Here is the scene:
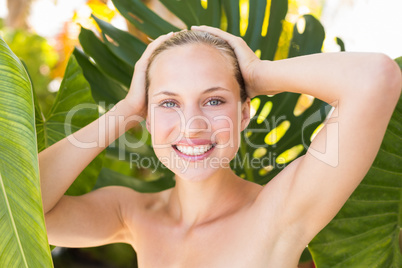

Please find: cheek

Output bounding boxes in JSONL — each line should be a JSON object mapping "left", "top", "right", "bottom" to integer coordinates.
{"left": 149, "top": 109, "right": 183, "bottom": 146}
{"left": 211, "top": 107, "right": 242, "bottom": 151}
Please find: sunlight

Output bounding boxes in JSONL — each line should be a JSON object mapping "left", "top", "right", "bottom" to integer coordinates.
{"left": 293, "top": 94, "right": 315, "bottom": 116}
{"left": 257, "top": 101, "right": 273, "bottom": 124}
{"left": 239, "top": 0, "right": 249, "bottom": 36}
{"left": 28, "top": 0, "right": 87, "bottom": 37}
{"left": 253, "top": 147, "right": 267, "bottom": 159}
{"left": 259, "top": 165, "right": 273, "bottom": 176}
{"left": 254, "top": 49, "right": 261, "bottom": 59}
{"left": 276, "top": 144, "right": 304, "bottom": 164}
{"left": 264, "top": 120, "right": 291, "bottom": 145}
{"left": 201, "top": 0, "right": 208, "bottom": 10}
{"left": 250, "top": 97, "right": 261, "bottom": 119}
{"left": 261, "top": 0, "right": 271, "bottom": 37}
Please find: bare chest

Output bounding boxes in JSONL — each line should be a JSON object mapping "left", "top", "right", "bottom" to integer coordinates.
{"left": 127, "top": 208, "right": 302, "bottom": 268}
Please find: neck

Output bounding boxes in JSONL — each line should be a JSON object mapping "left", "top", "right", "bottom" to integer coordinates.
{"left": 168, "top": 166, "right": 247, "bottom": 228}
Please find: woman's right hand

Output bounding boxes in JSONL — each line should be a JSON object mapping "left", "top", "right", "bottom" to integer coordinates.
{"left": 124, "top": 32, "right": 175, "bottom": 119}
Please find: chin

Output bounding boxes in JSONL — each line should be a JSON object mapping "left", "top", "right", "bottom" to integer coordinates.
{"left": 154, "top": 146, "right": 235, "bottom": 181}
{"left": 172, "top": 167, "right": 219, "bottom": 182}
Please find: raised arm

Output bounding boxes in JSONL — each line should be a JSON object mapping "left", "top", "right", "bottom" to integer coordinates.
{"left": 38, "top": 99, "right": 140, "bottom": 214}
{"left": 192, "top": 26, "right": 402, "bottom": 242}
{"left": 40, "top": 32, "right": 174, "bottom": 247}
{"left": 262, "top": 53, "right": 400, "bottom": 238}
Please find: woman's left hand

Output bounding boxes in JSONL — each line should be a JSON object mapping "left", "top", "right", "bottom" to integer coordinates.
{"left": 191, "top": 25, "right": 267, "bottom": 98}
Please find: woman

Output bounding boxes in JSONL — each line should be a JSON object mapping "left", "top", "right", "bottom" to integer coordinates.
{"left": 39, "top": 26, "right": 401, "bottom": 267}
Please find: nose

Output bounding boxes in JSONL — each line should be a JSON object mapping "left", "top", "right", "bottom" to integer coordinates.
{"left": 182, "top": 106, "right": 211, "bottom": 137}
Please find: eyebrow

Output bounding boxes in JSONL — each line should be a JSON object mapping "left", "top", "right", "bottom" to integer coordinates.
{"left": 152, "top": 87, "right": 231, "bottom": 97}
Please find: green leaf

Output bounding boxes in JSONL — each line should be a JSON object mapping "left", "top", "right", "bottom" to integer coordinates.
{"left": 0, "top": 36, "right": 53, "bottom": 267}
{"left": 78, "top": 27, "right": 133, "bottom": 88}
{"left": 299, "top": 247, "right": 313, "bottom": 263}
{"left": 222, "top": 0, "right": 241, "bottom": 36}
{"left": 92, "top": 14, "right": 147, "bottom": 66}
{"left": 160, "top": 0, "right": 221, "bottom": 28}
{"left": 336, "top": 37, "right": 345, "bottom": 52}
{"left": 94, "top": 167, "right": 174, "bottom": 193}
{"left": 308, "top": 65, "right": 402, "bottom": 267}
{"left": 35, "top": 54, "right": 105, "bottom": 196}
{"left": 73, "top": 48, "right": 127, "bottom": 108}
{"left": 231, "top": 93, "right": 330, "bottom": 184}
{"left": 243, "top": 0, "right": 268, "bottom": 50}
{"left": 230, "top": 11, "right": 328, "bottom": 185}
{"left": 260, "top": 0, "right": 288, "bottom": 60}
{"left": 288, "top": 14, "right": 325, "bottom": 58}
{"left": 111, "top": 0, "right": 180, "bottom": 38}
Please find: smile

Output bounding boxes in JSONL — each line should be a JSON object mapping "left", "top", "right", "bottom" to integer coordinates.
{"left": 173, "top": 144, "right": 214, "bottom": 155}
{"left": 172, "top": 143, "right": 216, "bottom": 161}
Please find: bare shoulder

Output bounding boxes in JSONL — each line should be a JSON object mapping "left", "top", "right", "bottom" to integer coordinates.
{"left": 45, "top": 185, "right": 170, "bottom": 247}
{"left": 118, "top": 186, "right": 173, "bottom": 239}
{"left": 120, "top": 186, "right": 171, "bottom": 212}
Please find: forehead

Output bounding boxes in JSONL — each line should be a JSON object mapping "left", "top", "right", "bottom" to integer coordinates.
{"left": 148, "top": 43, "right": 238, "bottom": 96}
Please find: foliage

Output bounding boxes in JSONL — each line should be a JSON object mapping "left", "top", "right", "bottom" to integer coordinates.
{"left": 34, "top": 55, "right": 105, "bottom": 196}
{"left": 0, "top": 28, "right": 59, "bottom": 115}
{"left": 0, "top": 35, "right": 53, "bottom": 267}
{"left": 52, "top": 243, "right": 137, "bottom": 268}
{"left": 0, "top": 34, "right": 104, "bottom": 265}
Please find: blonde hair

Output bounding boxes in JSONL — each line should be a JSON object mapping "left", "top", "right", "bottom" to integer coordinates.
{"left": 145, "top": 30, "right": 247, "bottom": 103}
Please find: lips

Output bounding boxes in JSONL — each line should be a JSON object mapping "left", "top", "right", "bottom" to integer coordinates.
{"left": 173, "top": 144, "right": 215, "bottom": 156}
{"left": 171, "top": 138, "right": 216, "bottom": 160}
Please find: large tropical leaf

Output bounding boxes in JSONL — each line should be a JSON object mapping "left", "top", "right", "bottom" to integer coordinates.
{"left": 94, "top": 167, "right": 175, "bottom": 193}
{"left": 0, "top": 36, "right": 53, "bottom": 267}
{"left": 78, "top": 27, "right": 133, "bottom": 88}
{"left": 160, "top": 0, "right": 221, "bottom": 28}
{"left": 308, "top": 61, "right": 402, "bottom": 267}
{"left": 231, "top": 14, "right": 329, "bottom": 185}
{"left": 91, "top": 14, "right": 147, "bottom": 66}
{"left": 73, "top": 48, "right": 127, "bottom": 108}
{"left": 111, "top": 0, "right": 180, "bottom": 39}
{"left": 34, "top": 55, "right": 105, "bottom": 196}
{"left": 288, "top": 14, "right": 325, "bottom": 58}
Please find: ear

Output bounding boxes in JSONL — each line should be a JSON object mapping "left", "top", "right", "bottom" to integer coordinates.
{"left": 240, "top": 97, "right": 251, "bottom": 132}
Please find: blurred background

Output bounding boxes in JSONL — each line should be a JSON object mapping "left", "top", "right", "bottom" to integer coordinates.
{"left": 1, "top": 0, "right": 401, "bottom": 115}
{"left": 0, "top": 0, "right": 401, "bottom": 267}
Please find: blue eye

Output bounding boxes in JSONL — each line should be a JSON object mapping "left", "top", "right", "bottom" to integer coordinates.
{"left": 160, "top": 101, "right": 177, "bottom": 108}
{"left": 207, "top": 98, "right": 223, "bottom": 106}
{"left": 159, "top": 97, "right": 224, "bottom": 108}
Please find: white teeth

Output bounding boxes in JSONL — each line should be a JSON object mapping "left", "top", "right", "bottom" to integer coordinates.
{"left": 175, "top": 144, "right": 213, "bottom": 156}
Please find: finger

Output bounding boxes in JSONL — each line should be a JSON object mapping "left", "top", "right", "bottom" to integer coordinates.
{"left": 191, "top": 25, "right": 230, "bottom": 38}
{"left": 192, "top": 25, "right": 256, "bottom": 63}
{"left": 191, "top": 25, "right": 240, "bottom": 45}
{"left": 130, "top": 32, "right": 174, "bottom": 90}
{"left": 132, "top": 31, "right": 174, "bottom": 75}
{"left": 138, "top": 32, "right": 175, "bottom": 64}
{"left": 191, "top": 25, "right": 251, "bottom": 56}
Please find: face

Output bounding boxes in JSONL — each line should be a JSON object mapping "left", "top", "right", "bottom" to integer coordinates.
{"left": 146, "top": 44, "right": 250, "bottom": 180}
